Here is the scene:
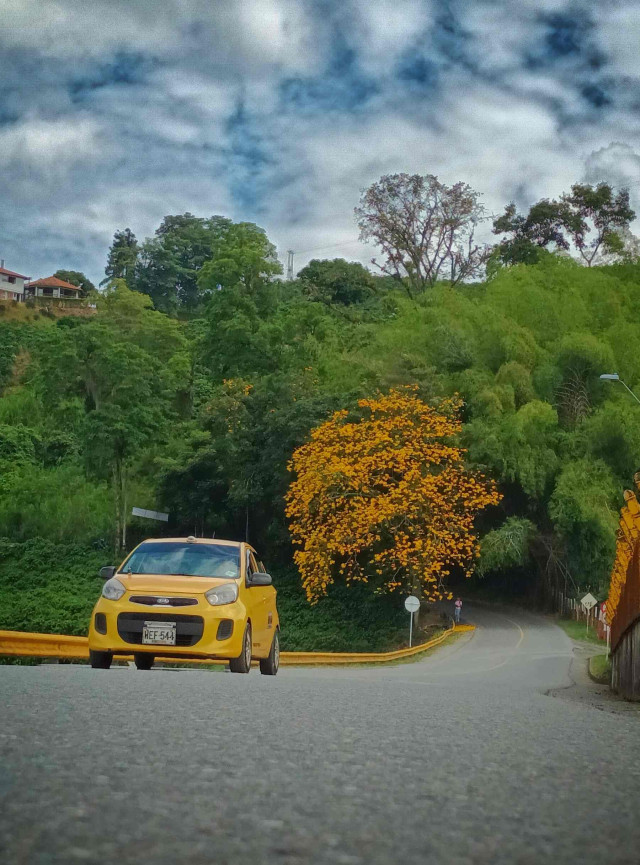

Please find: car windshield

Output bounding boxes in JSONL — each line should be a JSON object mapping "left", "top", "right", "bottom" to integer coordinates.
{"left": 120, "top": 542, "right": 241, "bottom": 578}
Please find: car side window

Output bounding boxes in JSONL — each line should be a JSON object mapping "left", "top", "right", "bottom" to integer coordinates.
{"left": 249, "top": 551, "right": 260, "bottom": 573}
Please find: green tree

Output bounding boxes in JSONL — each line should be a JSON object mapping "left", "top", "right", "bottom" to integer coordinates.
{"left": 135, "top": 214, "right": 233, "bottom": 312}
{"left": 560, "top": 183, "right": 635, "bottom": 266}
{"left": 298, "top": 258, "right": 376, "bottom": 306}
{"left": 198, "top": 221, "right": 282, "bottom": 295}
{"left": 492, "top": 200, "right": 568, "bottom": 266}
{"left": 493, "top": 183, "right": 635, "bottom": 268}
{"left": 102, "top": 228, "right": 139, "bottom": 286}
{"left": 35, "top": 285, "right": 185, "bottom": 555}
{"left": 53, "top": 270, "right": 96, "bottom": 297}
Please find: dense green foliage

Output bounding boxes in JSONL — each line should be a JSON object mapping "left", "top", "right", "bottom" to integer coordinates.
{"left": 2, "top": 199, "right": 640, "bottom": 645}
{"left": 0, "top": 539, "right": 105, "bottom": 635}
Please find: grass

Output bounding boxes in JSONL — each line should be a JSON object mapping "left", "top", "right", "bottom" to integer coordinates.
{"left": 589, "top": 653, "right": 611, "bottom": 684}
{"left": 556, "top": 617, "right": 606, "bottom": 645}
{"left": 0, "top": 301, "right": 56, "bottom": 325}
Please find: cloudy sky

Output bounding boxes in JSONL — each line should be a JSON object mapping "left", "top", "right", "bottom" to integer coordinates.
{"left": 2, "top": 0, "right": 640, "bottom": 284}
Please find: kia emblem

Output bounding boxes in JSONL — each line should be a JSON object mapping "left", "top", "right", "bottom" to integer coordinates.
{"left": 157, "top": 597, "right": 170, "bottom": 605}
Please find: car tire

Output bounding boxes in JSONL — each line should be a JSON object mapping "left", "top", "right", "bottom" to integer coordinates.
{"left": 134, "top": 653, "right": 154, "bottom": 670}
{"left": 229, "top": 622, "right": 252, "bottom": 674}
{"left": 90, "top": 650, "right": 112, "bottom": 669}
{"left": 259, "top": 628, "right": 280, "bottom": 676}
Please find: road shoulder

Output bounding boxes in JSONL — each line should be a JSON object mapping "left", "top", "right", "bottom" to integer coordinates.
{"left": 547, "top": 640, "right": 640, "bottom": 717}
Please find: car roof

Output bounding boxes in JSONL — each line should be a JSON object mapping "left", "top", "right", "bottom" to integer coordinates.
{"left": 141, "top": 538, "right": 243, "bottom": 548}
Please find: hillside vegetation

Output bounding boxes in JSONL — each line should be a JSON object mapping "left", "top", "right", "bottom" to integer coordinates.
{"left": 1, "top": 186, "right": 638, "bottom": 647}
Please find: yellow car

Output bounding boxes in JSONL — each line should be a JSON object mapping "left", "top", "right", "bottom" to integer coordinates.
{"left": 88, "top": 537, "right": 280, "bottom": 674}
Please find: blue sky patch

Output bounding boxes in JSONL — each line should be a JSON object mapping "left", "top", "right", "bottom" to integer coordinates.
{"left": 0, "top": 0, "right": 638, "bottom": 285}
{"left": 396, "top": 52, "right": 439, "bottom": 90}
{"left": 69, "top": 52, "right": 151, "bottom": 100}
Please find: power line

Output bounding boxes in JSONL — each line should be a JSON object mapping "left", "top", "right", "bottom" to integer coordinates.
{"left": 294, "top": 238, "right": 362, "bottom": 255}
{"left": 284, "top": 238, "right": 365, "bottom": 279}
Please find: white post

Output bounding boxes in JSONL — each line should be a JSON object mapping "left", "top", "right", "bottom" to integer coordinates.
{"left": 409, "top": 611, "right": 413, "bottom": 648}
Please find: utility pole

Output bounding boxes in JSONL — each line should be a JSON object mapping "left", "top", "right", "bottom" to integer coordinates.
{"left": 286, "top": 250, "right": 295, "bottom": 281}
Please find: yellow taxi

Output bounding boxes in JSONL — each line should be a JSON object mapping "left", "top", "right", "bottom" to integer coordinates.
{"left": 88, "top": 537, "right": 279, "bottom": 674}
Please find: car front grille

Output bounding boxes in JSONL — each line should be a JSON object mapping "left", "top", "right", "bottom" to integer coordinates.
{"left": 129, "top": 596, "right": 198, "bottom": 607}
{"left": 117, "top": 612, "right": 204, "bottom": 646}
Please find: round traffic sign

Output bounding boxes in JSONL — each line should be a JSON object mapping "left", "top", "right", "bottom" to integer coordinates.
{"left": 404, "top": 596, "right": 420, "bottom": 613}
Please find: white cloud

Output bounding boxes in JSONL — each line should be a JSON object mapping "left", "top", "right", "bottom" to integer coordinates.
{"left": 584, "top": 142, "right": 640, "bottom": 189}
{"left": 594, "top": 5, "right": 640, "bottom": 80}
{"left": 347, "top": 0, "right": 433, "bottom": 75}
{"left": 0, "top": 116, "right": 102, "bottom": 170}
{"left": 1, "top": 0, "right": 640, "bottom": 284}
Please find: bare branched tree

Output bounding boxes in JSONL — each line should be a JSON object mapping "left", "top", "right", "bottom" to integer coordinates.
{"left": 355, "top": 173, "right": 492, "bottom": 295}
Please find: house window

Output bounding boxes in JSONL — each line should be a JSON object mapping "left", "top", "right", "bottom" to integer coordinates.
{"left": 8, "top": 276, "right": 16, "bottom": 284}
{"left": 43, "top": 287, "right": 53, "bottom": 296}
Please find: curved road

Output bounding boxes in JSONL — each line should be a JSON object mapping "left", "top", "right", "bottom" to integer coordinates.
{"left": 1, "top": 604, "right": 639, "bottom": 864}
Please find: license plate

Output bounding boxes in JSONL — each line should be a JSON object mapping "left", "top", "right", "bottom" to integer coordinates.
{"left": 142, "top": 622, "right": 176, "bottom": 645}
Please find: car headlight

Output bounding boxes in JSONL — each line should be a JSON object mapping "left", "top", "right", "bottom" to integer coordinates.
{"left": 102, "top": 577, "right": 126, "bottom": 601}
{"left": 205, "top": 583, "right": 239, "bottom": 606}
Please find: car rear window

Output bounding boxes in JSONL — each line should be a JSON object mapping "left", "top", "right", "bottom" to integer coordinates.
{"left": 120, "top": 542, "right": 241, "bottom": 578}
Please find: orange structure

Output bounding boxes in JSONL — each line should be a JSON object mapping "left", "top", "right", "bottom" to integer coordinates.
{"left": 607, "top": 475, "right": 640, "bottom": 699}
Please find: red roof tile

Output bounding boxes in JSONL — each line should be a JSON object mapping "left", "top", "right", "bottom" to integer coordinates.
{"left": 0, "top": 267, "right": 29, "bottom": 279}
{"left": 27, "top": 276, "right": 82, "bottom": 291}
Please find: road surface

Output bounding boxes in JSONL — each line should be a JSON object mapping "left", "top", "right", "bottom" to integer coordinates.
{"left": 1, "top": 604, "right": 639, "bottom": 864}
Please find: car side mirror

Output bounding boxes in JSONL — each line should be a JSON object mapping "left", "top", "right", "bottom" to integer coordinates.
{"left": 250, "top": 572, "right": 272, "bottom": 586}
{"left": 100, "top": 566, "right": 117, "bottom": 580}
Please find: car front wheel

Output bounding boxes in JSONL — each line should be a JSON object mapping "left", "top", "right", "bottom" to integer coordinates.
{"left": 134, "top": 653, "right": 154, "bottom": 670}
{"left": 90, "top": 650, "right": 112, "bottom": 669}
{"left": 229, "top": 623, "right": 252, "bottom": 674}
{"left": 259, "top": 628, "right": 279, "bottom": 676}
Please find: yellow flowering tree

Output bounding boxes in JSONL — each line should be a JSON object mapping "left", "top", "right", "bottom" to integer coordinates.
{"left": 286, "top": 388, "right": 501, "bottom": 604}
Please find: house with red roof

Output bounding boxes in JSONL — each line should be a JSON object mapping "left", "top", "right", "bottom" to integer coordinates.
{"left": 0, "top": 261, "right": 29, "bottom": 301}
{"left": 25, "top": 275, "right": 83, "bottom": 300}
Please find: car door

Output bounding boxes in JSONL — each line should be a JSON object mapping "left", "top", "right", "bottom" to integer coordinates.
{"left": 246, "top": 548, "right": 269, "bottom": 654}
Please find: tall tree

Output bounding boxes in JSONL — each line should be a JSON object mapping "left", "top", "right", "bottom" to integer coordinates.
{"left": 355, "top": 173, "right": 491, "bottom": 294}
{"left": 135, "top": 214, "right": 232, "bottom": 312}
{"left": 493, "top": 183, "right": 635, "bottom": 267}
{"left": 560, "top": 182, "right": 635, "bottom": 266}
{"left": 102, "top": 228, "right": 139, "bottom": 286}
{"left": 198, "top": 221, "right": 282, "bottom": 296}
{"left": 491, "top": 200, "right": 568, "bottom": 266}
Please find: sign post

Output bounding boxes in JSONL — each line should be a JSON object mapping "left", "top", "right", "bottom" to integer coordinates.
{"left": 581, "top": 592, "right": 597, "bottom": 634}
{"left": 404, "top": 596, "right": 420, "bottom": 647}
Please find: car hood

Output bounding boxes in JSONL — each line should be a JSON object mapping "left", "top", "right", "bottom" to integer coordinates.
{"left": 117, "top": 574, "right": 238, "bottom": 594}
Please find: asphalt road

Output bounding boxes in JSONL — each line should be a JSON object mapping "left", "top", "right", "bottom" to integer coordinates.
{"left": 1, "top": 604, "right": 639, "bottom": 865}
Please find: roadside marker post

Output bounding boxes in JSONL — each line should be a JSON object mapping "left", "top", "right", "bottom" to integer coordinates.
{"left": 404, "top": 596, "right": 420, "bottom": 647}
{"left": 581, "top": 592, "right": 597, "bottom": 635}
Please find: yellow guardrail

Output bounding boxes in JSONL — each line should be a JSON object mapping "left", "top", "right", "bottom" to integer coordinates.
{"left": 0, "top": 624, "right": 474, "bottom": 666}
